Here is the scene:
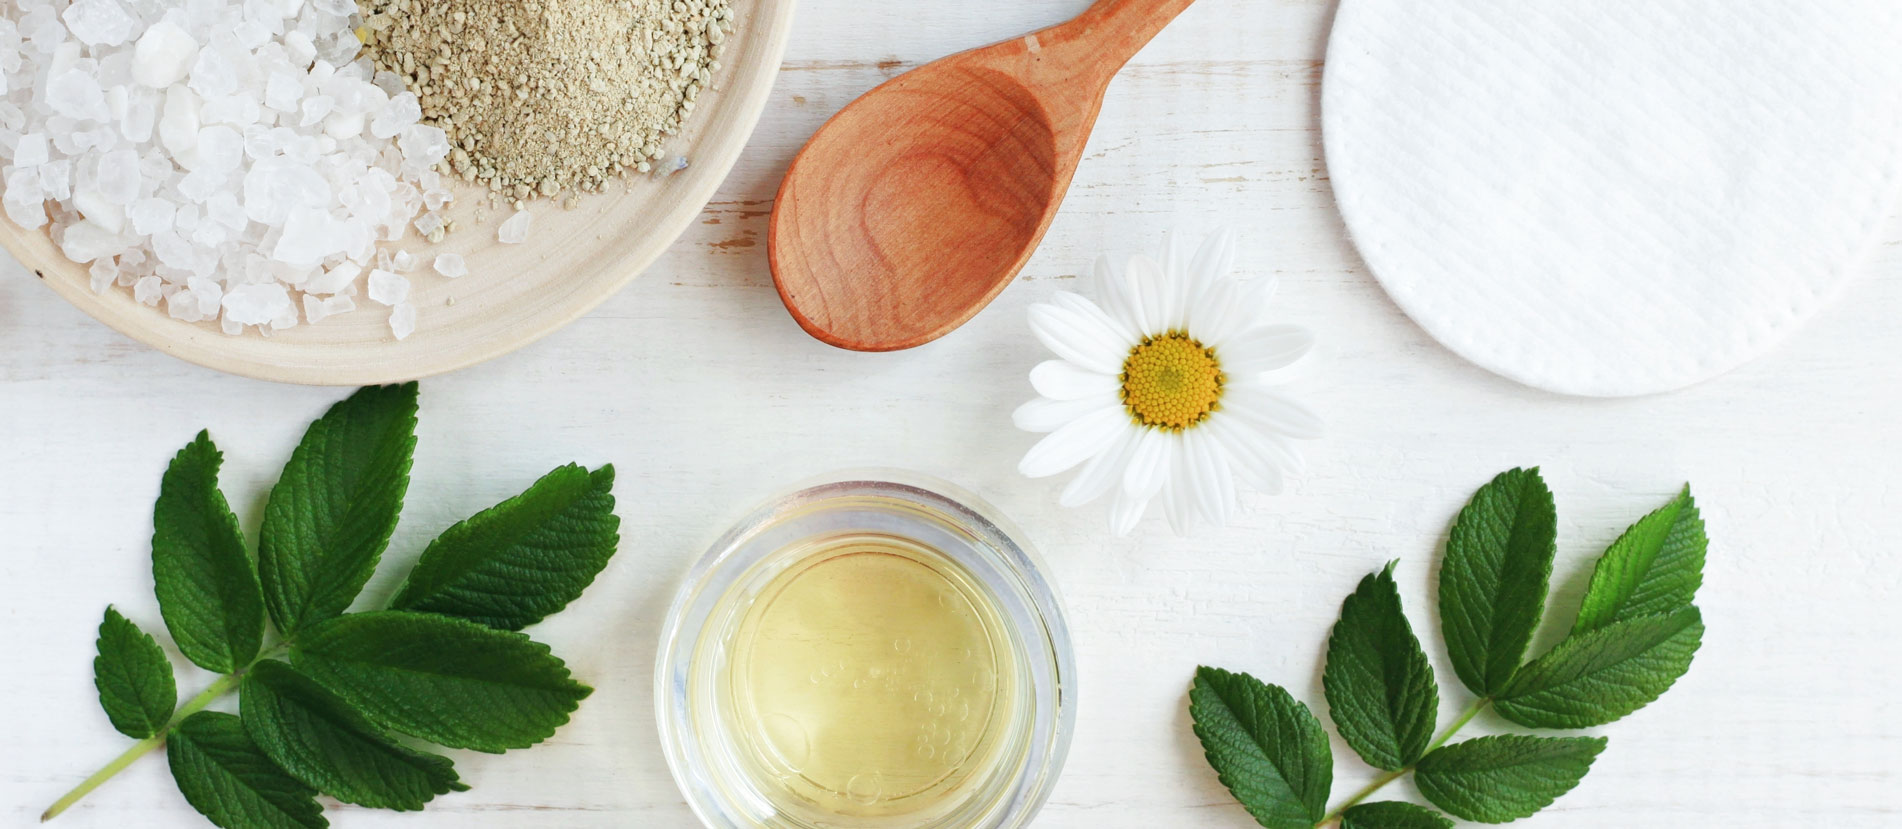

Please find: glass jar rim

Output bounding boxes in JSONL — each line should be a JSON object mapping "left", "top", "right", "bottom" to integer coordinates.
{"left": 655, "top": 471, "right": 1076, "bottom": 829}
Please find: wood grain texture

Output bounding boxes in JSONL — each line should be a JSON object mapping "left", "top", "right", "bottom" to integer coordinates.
{"left": 770, "top": 0, "right": 1195, "bottom": 351}
{"left": 4, "top": 1, "right": 1901, "bottom": 827}
{"left": 0, "top": 0, "right": 796, "bottom": 386}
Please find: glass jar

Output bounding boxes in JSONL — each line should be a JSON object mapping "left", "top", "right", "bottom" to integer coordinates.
{"left": 656, "top": 473, "right": 1075, "bottom": 828}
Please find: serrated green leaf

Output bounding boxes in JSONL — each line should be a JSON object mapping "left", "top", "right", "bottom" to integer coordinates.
{"left": 1341, "top": 801, "right": 1454, "bottom": 829}
{"left": 1189, "top": 666, "right": 1332, "bottom": 829}
{"left": 1573, "top": 487, "right": 1705, "bottom": 634}
{"left": 152, "top": 431, "right": 264, "bottom": 673}
{"left": 167, "top": 711, "right": 327, "bottom": 829}
{"left": 1323, "top": 562, "right": 1438, "bottom": 771}
{"left": 260, "top": 384, "right": 418, "bottom": 637}
{"left": 390, "top": 464, "right": 620, "bottom": 631}
{"left": 1495, "top": 607, "right": 1704, "bottom": 729}
{"left": 241, "top": 660, "right": 468, "bottom": 811}
{"left": 1414, "top": 734, "right": 1605, "bottom": 823}
{"left": 289, "top": 610, "right": 591, "bottom": 752}
{"left": 93, "top": 607, "right": 177, "bottom": 739}
{"left": 1439, "top": 467, "right": 1557, "bottom": 697}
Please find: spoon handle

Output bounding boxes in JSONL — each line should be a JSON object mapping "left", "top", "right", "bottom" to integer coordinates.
{"left": 1069, "top": 0, "right": 1198, "bottom": 69}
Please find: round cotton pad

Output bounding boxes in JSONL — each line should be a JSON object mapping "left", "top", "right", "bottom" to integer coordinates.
{"left": 1322, "top": 1, "right": 1902, "bottom": 396}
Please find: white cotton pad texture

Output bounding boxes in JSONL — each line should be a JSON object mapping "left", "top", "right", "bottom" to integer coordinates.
{"left": 1321, "top": 0, "right": 1902, "bottom": 397}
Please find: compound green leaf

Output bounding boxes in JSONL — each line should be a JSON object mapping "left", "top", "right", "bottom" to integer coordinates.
{"left": 152, "top": 431, "right": 264, "bottom": 673}
{"left": 1341, "top": 801, "right": 1454, "bottom": 829}
{"left": 1496, "top": 607, "right": 1704, "bottom": 729}
{"left": 391, "top": 464, "right": 620, "bottom": 631}
{"left": 290, "top": 611, "right": 591, "bottom": 753}
{"left": 93, "top": 607, "right": 177, "bottom": 739}
{"left": 241, "top": 660, "right": 467, "bottom": 810}
{"left": 1439, "top": 467, "right": 1558, "bottom": 697}
{"left": 1572, "top": 487, "right": 1705, "bottom": 634}
{"left": 167, "top": 711, "right": 327, "bottom": 829}
{"left": 260, "top": 384, "right": 418, "bottom": 637}
{"left": 1190, "top": 666, "right": 1332, "bottom": 829}
{"left": 1323, "top": 562, "right": 1438, "bottom": 770}
{"left": 1415, "top": 735, "right": 1605, "bottom": 823}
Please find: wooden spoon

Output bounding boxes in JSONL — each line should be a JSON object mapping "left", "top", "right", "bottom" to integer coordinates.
{"left": 770, "top": 0, "right": 1198, "bottom": 351}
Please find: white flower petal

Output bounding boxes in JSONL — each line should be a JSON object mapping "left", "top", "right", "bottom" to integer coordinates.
{"left": 1013, "top": 395, "right": 1109, "bottom": 433}
{"left": 1223, "top": 407, "right": 1309, "bottom": 475}
{"left": 1163, "top": 230, "right": 1192, "bottom": 282}
{"left": 1028, "top": 301, "right": 1126, "bottom": 374}
{"left": 1187, "top": 275, "right": 1242, "bottom": 347}
{"left": 1052, "top": 290, "right": 1138, "bottom": 346}
{"left": 1221, "top": 325, "right": 1315, "bottom": 376}
{"left": 1030, "top": 360, "right": 1120, "bottom": 401}
{"left": 1018, "top": 406, "right": 1125, "bottom": 478}
{"left": 1208, "top": 417, "right": 1287, "bottom": 494}
{"left": 1109, "top": 488, "right": 1151, "bottom": 536}
{"left": 1092, "top": 254, "right": 1142, "bottom": 336}
{"left": 1062, "top": 425, "right": 1140, "bottom": 507}
{"left": 1185, "top": 428, "right": 1236, "bottom": 526}
{"left": 1221, "top": 385, "right": 1326, "bottom": 440}
{"left": 1190, "top": 227, "right": 1238, "bottom": 289}
{"left": 1245, "top": 276, "right": 1279, "bottom": 318}
{"left": 1162, "top": 231, "right": 1196, "bottom": 331}
{"left": 1163, "top": 478, "right": 1196, "bottom": 536}
{"left": 1122, "top": 428, "right": 1177, "bottom": 500}
{"left": 1125, "top": 254, "right": 1172, "bottom": 337}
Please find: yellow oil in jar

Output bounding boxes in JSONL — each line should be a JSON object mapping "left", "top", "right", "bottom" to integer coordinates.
{"left": 720, "top": 535, "right": 1019, "bottom": 821}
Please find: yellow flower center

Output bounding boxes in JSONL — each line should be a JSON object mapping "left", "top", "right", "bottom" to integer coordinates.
{"left": 1120, "top": 332, "right": 1224, "bottom": 431}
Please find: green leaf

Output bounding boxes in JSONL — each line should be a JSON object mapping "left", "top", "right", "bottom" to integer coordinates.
{"left": 241, "top": 660, "right": 467, "bottom": 810}
{"left": 1189, "top": 666, "right": 1332, "bottom": 829}
{"left": 1495, "top": 607, "right": 1704, "bottom": 729}
{"left": 1572, "top": 487, "right": 1705, "bottom": 634}
{"left": 260, "top": 384, "right": 419, "bottom": 637}
{"left": 1414, "top": 734, "right": 1605, "bottom": 823}
{"left": 152, "top": 431, "right": 264, "bottom": 673}
{"left": 390, "top": 464, "right": 620, "bottom": 631}
{"left": 92, "top": 607, "right": 177, "bottom": 739}
{"left": 1341, "top": 801, "right": 1455, "bottom": 829}
{"left": 1439, "top": 467, "right": 1558, "bottom": 697}
{"left": 167, "top": 711, "right": 327, "bottom": 829}
{"left": 290, "top": 610, "right": 592, "bottom": 752}
{"left": 1323, "top": 562, "right": 1438, "bottom": 771}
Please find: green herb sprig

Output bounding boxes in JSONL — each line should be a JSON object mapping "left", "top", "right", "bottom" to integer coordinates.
{"left": 45, "top": 385, "right": 622, "bottom": 828}
{"left": 1192, "top": 467, "right": 1707, "bottom": 828}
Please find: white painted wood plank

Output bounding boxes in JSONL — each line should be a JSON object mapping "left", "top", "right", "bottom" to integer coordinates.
{"left": 4, "top": 0, "right": 1900, "bottom": 826}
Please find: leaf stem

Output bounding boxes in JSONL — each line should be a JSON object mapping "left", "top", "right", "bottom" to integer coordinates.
{"left": 42, "top": 645, "right": 286, "bottom": 823}
{"left": 1312, "top": 697, "right": 1492, "bottom": 828}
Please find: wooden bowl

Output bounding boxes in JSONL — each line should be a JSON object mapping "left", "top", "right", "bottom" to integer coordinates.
{"left": 2, "top": 0, "right": 796, "bottom": 386}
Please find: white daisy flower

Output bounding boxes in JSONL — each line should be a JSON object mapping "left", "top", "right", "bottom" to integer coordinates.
{"left": 1014, "top": 230, "right": 1322, "bottom": 536}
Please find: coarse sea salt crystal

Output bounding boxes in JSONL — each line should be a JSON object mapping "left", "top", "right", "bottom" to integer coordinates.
{"left": 222, "top": 281, "right": 290, "bottom": 324}
{"left": 497, "top": 210, "right": 531, "bottom": 244}
{"left": 0, "top": 0, "right": 456, "bottom": 335}
{"left": 303, "top": 259, "right": 360, "bottom": 294}
{"left": 128, "top": 197, "right": 176, "bottom": 234}
{"left": 388, "top": 300, "right": 415, "bottom": 340}
{"left": 366, "top": 268, "right": 407, "bottom": 305}
{"left": 63, "top": 0, "right": 137, "bottom": 47}
{"left": 15, "top": 133, "right": 48, "bottom": 167}
{"left": 133, "top": 21, "right": 198, "bottom": 87}
{"left": 370, "top": 92, "right": 420, "bottom": 139}
{"left": 433, "top": 253, "right": 466, "bottom": 279}
{"left": 89, "top": 258, "right": 118, "bottom": 293}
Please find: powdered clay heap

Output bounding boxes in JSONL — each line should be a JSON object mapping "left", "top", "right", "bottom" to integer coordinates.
{"left": 355, "top": 0, "right": 734, "bottom": 207}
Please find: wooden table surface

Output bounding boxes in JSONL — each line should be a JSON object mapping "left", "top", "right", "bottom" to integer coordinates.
{"left": 4, "top": 1, "right": 1899, "bottom": 827}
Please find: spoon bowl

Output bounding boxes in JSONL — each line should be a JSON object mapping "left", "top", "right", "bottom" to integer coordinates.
{"left": 771, "top": 0, "right": 1196, "bottom": 351}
